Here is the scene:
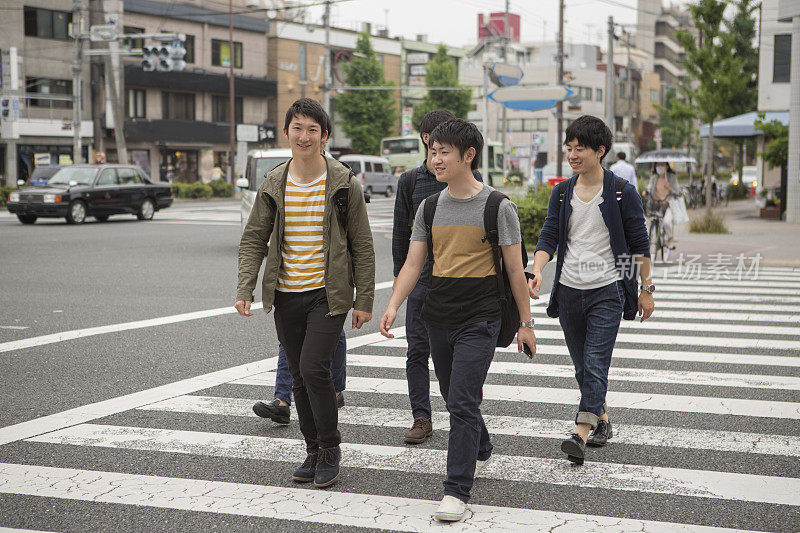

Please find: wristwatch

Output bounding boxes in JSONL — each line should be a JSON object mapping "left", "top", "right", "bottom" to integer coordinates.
{"left": 519, "top": 319, "right": 535, "bottom": 328}
{"left": 640, "top": 283, "right": 656, "bottom": 294}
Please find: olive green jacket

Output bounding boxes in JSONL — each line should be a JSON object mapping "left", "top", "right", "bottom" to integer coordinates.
{"left": 236, "top": 157, "right": 375, "bottom": 316}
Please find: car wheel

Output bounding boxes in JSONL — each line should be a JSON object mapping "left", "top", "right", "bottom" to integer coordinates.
{"left": 385, "top": 185, "right": 393, "bottom": 197}
{"left": 17, "top": 214, "right": 37, "bottom": 224}
{"left": 66, "top": 200, "right": 87, "bottom": 224}
{"left": 94, "top": 215, "right": 109, "bottom": 222}
{"left": 137, "top": 198, "right": 155, "bottom": 220}
{"left": 364, "top": 186, "right": 373, "bottom": 196}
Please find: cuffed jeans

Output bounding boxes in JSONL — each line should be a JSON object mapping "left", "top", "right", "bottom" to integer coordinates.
{"left": 405, "top": 281, "right": 432, "bottom": 420}
{"left": 273, "top": 288, "right": 347, "bottom": 451}
{"left": 428, "top": 319, "right": 500, "bottom": 504}
{"left": 556, "top": 281, "right": 623, "bottom": 429}
{"left": 274, "top": 330, "right": 346, "bottom": 404}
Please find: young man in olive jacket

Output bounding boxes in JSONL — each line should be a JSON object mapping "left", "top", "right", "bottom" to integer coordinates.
{"left": 235, "top": 98, "right": 375, "bottom": 488}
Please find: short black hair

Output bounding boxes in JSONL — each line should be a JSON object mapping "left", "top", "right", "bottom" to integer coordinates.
{"left": 428, "top": 119, "right": 483, "bottom": 171}
{"left": 419, "top": 109, "right": 457, "bottom": 136}
{"left": 617, "top": 152, "right": 626, "bottom": 160}
{"left": 284, "top": 98, "right": 329, "bottom": 137}
{"left": 563, "top": 115, "right": 613, "bottom": 162}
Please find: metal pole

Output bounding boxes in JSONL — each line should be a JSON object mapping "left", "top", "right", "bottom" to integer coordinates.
{"left": 605, "top": 16, "right": 615, "bottom": 138}
{"left": 625, "top": 30, "right": 633, "bottom": 144}
{"left": 229, "top": 0, "right": 236, "bottom": 183}
{"left": 482, "top": 63, "right": 489, "bottom": 184}
{"left": 322, "top": 0, "right": 332, "bottom": 116}
{"left": 72, "top": 0, "right": 84, "bottom": 164}
{"left": 786, "top": 15, "right": 800, "bottom": 223}
{"left": 502, "top": 0, "right": 510, "bottom": 182}
{"left": 556, "top": 0, "right": 564, "bottom": 179}
{"left": 103, "top": 0, "right": 127, "bottom": 164}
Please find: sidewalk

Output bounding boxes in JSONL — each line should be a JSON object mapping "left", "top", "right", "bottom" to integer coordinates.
{"left": 673, "top": 199, "right": 800, "bottom": 267}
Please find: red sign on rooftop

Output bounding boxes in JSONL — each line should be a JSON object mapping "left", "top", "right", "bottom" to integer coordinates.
{"left": 478, "top": 12, "right": 521, "bottom": 43}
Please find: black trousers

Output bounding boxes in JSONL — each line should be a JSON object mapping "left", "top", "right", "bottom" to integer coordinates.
{"left": 273, "top": 288, "right": 347, "bottom": 451}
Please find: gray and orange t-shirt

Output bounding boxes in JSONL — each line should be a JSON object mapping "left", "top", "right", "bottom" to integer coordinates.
{"left": 410, "top": 184, "right": 521, "bottom": 329}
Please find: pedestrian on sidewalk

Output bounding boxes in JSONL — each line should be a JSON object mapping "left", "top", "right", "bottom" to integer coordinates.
{"left": 252, "top": 333, "right": 347, "bottom": 424}
{"left": 235, "top": 98, "right": 375, "bottom": 489}
{"left": 529, "top": 115, "right": 654, "bottom": 465}
{"left": 381, "top": 119, "right": 536, "bottom": 522}
{"left": 253, "top": 112, "right": 348, "bottom": 425}
{"left": 608, "top": 152, "right": 638, "bottom": 192}
{"left": 391, "top": 109, "right": 483, "bottom": 445}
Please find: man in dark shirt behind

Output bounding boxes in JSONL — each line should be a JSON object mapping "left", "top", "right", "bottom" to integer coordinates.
{"left": 391, "top": 110, "right": 482, "bottom": 444}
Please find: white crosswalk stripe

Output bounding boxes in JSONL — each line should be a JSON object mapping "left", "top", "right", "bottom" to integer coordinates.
{"left": 1, "top": 272, "right": 799, "bottom": 530}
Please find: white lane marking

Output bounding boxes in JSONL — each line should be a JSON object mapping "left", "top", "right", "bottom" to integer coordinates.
{"left": 27, "top": 424, "right": 800, "bottom": 507}
{"left": 0, "top": 282, "right": 395, "bottom": 355}
{"left": 533, "top": 316, "right": 800, "bottom": 336}
{"left": 142, "top": 396, "right": 798, "bottom": 458}
{"left": 0, "top": 326, "right": 29, "bottom": 330}
{"left": 656, "top": 278, "right": 800, "bottom": 288}
{"left": 0, "top": 463, "right": 754, "bottom": 533}
{"left": 654, "top": 286, "right": 799, "bottom": 296}
{"left": 234, "top": 374, "right": 800, "bottom": 419}
{"left": 633, "top": 308, "right": 800, "bottom": 323}
{"left": 654, "top": 293, "right": 800, "bottom": 303}
{"left": 371, "top": 337, "right": 800, "bottom": 367}
{"left": 641, "top": 300, "right": 800, "bottom": 313}
{"left": 0, "top": 357, "right": 274, "bottom": 447}
{"left": 342, "top": 353, "right": 800, "bottom": 390}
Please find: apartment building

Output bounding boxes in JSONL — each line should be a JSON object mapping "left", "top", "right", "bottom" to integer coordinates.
{"left": 0, "top": 0, "right": 93, "bottom": 186}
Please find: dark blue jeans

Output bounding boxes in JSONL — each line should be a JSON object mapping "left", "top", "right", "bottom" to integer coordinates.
{"left": 428, "top": 319, "right": 500, "bottom": 504}
{"left": 405, "top": 281, "right": 432, "bottom": 420}
{"left": 556, "top": 281, "right": 624, "bottom": 429}
{"left": 274, "top": 329, "right": 346, "bottom": 405}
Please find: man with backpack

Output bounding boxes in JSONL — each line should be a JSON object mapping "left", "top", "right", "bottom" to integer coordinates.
{"left": 528, "top": 115, "right": 653, "bottom": 465}
{"left": 381, "top": 119, "right": 536, "bottom": 522}
{"left": 235, "top": 98, "right": 375, "bottom": 489}
{"left": 392, "top": 109, "right": 482, "bottom": 445}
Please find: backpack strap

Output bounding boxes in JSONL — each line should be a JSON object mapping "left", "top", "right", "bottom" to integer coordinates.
{"left": 404, "top": 167, "right": 419, "bottom": 229}
{"left": 614, "top": 176, "right": 626, "bottom": 207}
{"left": 333, "top": 185, "right": 350, "bottom": 228}
{"left": 483, "top": 190, "right": 509, "bottom": 302}
{"left": 422, "top": 191, "right": 441, "bottom": 266}
{"left": 556, "top": 179, "right": 569, "bottom": 203}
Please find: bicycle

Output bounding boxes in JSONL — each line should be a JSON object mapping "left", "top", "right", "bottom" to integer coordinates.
{"left": 647, "top": 199, "right": 671, "bottom": 263}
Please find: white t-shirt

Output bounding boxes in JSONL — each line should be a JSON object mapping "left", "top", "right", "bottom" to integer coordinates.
{"left": 559, "top": 188, "right": 619, "bottom": 290}
{"left": 609, "top": 160, "right": 638, "bottom": 191}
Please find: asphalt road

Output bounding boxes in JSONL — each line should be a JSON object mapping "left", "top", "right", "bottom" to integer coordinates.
{"left": 1, "top": 198, "right": 798, "bottom": 532}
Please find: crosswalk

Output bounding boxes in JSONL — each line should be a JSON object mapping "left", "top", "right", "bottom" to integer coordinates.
{"left": 1, "top": 266, "right": 799, "bottom": 531}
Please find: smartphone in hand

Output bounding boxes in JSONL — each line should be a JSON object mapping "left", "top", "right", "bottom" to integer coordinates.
{"left": 522, "top": 342, "right": 533, "bottom": 359}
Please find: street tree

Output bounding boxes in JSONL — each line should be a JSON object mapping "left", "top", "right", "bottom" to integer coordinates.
{"left": 754, "top": 114, "right": 789, "bottom": 170}
{"left": 412, "top": 45, "right": 472, "bottom": 128}
{"left": 656, "top": 87, "right": 696, "bottom": 151}
{"left": 676, "top": 0, "right": 748, "bottom": 214}
{"left": 726, "top": 0, "right": 760, "bottom": 182}
{"left": 337, "top": 32, "right": 397, "bottom": 155}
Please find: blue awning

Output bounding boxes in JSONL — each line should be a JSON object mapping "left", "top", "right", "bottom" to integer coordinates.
{"left": 700, "top": 111, "right": 789, "bottom": 138}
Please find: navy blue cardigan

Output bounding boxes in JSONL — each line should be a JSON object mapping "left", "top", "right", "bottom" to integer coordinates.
{"left": 534, "top": 169, "right": 650, "bottom": 320}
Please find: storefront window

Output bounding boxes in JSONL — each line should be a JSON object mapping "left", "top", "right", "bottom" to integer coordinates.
{"left": 160, "top": 149, "right": 198, "bottom": 183}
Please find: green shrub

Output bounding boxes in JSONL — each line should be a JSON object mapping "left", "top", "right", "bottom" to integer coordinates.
{"left": 689, "top": 212, "right": 728, "bottom": 234}
{"left": 513, "top": 185, "right": 552, "bottom": 248}
{"left": 726, "top": 182, "right": 750, "bottom": 200}
{"left": 0, "top": 188, "right": 13, "bottom": 207}
{"left": 171, "top": 181, "right": 212, "bottom": 199}
{"left": 207, "top": 179, "right": 234, "bottom": 198}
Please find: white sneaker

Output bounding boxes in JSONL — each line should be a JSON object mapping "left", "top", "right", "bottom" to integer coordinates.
{"left": 475, "top": 455, "right": 492, "bottom": 477}
{"left": 434, "top": 495, "right": 467, "bottom": 522}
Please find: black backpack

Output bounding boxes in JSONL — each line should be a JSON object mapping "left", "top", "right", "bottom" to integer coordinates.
{"left": 423, "top": 190, "right": 528, "bottom": 348}
{"left": 403, "top": 167, "right": 420, "bottom": 229}
{"left": 556, "top": 176, "right": 628, "bottom": 207}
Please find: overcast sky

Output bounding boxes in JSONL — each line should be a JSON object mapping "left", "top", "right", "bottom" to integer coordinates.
{"left": 301, "top": 0, "right": 672, "bottom": 49}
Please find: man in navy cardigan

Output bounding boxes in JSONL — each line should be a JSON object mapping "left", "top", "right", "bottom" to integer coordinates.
{"left": 528, "top": 115, "right": 654, "bottom": 465}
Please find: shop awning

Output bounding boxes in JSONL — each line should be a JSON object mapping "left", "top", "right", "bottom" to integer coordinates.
{"left": 700, "top": 111, "right": 789, "bottom": 138}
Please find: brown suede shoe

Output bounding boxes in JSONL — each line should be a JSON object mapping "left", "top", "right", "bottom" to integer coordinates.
{"left": 404, "top": 417, "right": 433, "bottom": 444}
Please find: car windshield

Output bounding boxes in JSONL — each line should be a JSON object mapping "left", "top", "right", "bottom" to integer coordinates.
{"left": 253, "top": 157, "right": 289, "bottom": 189}
{"left": 382, "top": 139, "right": 419, "bottom": 155}
{"left": 48, "top": 167, "right": 97, "bottom": 186}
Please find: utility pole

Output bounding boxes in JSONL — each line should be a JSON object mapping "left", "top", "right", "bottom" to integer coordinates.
{"left": 786, "top": 12, "right": 800, "bottom": 223}
{"left": 72, "top": 0, "right": 85, "bottom": 164}
{"left": 482, "top": 63, "right": 489, "bottom": 184}
{"left": 625, "top": 29, "right": 633, "bottom": 144}
{"left": 502, "top": 0, "right": 510, "bottom": 181}
{"left": 605, "top": 16, "right": 615, "bottom": 139}
{"left": 322, "top": 0, "right": 332, "bottom": 117}
{"left": 228, "top": 0, "right": 236, "bottom": 183}
{"left": 102, "top": 0, "right": 127, "bottom": 164}
{"left": 556, "top": 0, "right": 565, "bottom": 179}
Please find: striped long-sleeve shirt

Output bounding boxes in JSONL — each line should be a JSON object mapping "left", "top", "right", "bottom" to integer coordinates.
{"left": 277, "top": 172, "right": 327, "bottom": 292}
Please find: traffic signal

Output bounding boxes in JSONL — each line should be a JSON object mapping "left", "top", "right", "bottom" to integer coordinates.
{"left": 1, "top": 97, "right": 10, "bottom": 119}
{"left": 168, "top": 40, "right": 186, "bottom": 72}
{"left": 141, "top": 46, "right": 157, "bottom": 71}
{"left": 141, "top": 40, "right": 185, "bottom": 72}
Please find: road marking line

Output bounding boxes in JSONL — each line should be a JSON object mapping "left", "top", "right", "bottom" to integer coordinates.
{"left": 654, "top": 286, "right": 799, "bottom": 296}
{"left": 0, "top": 282, "right": 394, "bottom": 354}
{"left": 0, "top": 463, "right": 754, "bottom": 533}
{"left": 26, "top": 425, "right": 800, "bottom": 506}
{"left": 533, "top": 316, "right": 800, "bottom": 336}
{"left": 654, "top": 293, "right": 800, "bottom": 303}
{"left": 656, "top": 278, "right": 800, "bottom": 288}
{"left": 140, "top": 396, "right": 798, "bottom": 458}
{"left": 371, "top": 337, "right": 800, "bottom": 367}
{"left": 341, "top": 353, "right": 800, "bottom": 390}
{"left": 0, "top": 326, "right": 29, "bottom": 330}
{"left": 633, "top": 308, "right": 800, "bottom": 322}
{"left": 234, "top": 374, "right": 800, "bottom": 419}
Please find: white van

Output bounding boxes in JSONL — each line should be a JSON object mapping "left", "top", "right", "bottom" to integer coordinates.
{"left": 338, "top": 154, "right": 395, "bottom": 197}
